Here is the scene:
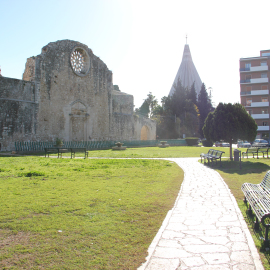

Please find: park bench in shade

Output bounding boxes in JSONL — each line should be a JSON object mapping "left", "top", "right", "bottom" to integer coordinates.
{"left": 200, "top": 149, "right": 225, "bottom": 167}
{"left": 242, "top": 170, "right": 270, "bottom": 247}
{"left": 258, "top": 147, "right": 270, "bottom": 158}
{"left": 242, "top": 147, "right": 259, "bottom": 159}
{"left": 242, "top": 147, "right": 270, "bottom": 159}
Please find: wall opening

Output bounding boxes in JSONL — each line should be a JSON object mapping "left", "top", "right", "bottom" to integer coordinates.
{"left": 140, "top": 125, "right": 149, "bottom": 140}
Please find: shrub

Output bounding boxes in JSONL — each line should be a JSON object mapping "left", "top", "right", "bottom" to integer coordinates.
{"left": 202, "top": 139, "right": 213, "bottom": 147}
{"left": 185, "top": 137, "right": 199, "bottom": 146}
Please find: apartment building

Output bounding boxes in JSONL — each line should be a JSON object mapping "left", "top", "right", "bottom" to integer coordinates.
{"left": 240, "top": 50, "right": 270, "bottom": 139}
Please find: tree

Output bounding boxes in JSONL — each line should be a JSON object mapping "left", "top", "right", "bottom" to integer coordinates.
{"left": 187, "top": 82, "right": 197, "bottom": 105}
{"left": 145, "top": 92, "right": 158, "bottom": 118}
{"left": 137, "top": 100, "right": 150, "bottom": 117}
{"left": 203, "top": 103, "right": 257, "bottom": 160}
{"left": 197, "top": 83, "right": 214, "bottom": 138}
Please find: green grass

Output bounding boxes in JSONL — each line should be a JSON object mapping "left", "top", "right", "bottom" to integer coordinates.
{"left": 0, "top": 156, "right": 183, "bottom": 269}
{"left": 40, "top": 146, "right": 232, "bottom": 159}
{"left": 2, "top": 146, "right": 270, "bottom": 269}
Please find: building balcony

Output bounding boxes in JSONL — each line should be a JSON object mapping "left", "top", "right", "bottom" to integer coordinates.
{"left": 241, "top": 90, "right": 269, "bottom": 96}
{"left": 251, "top": 114, "right": 269, "bottom": 119}
{"left": 257, "top": 126, "right": 270, "bottom": 131}
{"left": 245, "top": 102, "right": 269, "bottom": 107}
{"left": 240, "top": 66, "right": 268, "bottom": 72}
{"left": 240, "top": 78, "right": 269, "bottom": 84}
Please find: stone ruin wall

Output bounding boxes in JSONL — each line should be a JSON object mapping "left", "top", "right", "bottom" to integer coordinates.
{"left": 0, "top": 77, "right": 37, "bottom": 150}
{"left": 30, "top": 40, "right": 113, "bottom": 142}
{"left": 0, "top": 39, "right": 156, "bottom": 150}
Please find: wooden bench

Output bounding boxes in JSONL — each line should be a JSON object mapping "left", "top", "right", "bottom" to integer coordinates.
{"left": 200, "top": 149, "right": 225, "bottom": 167}
{"left": 242, "top": 147, "right": 259, "bottom": 159}
{"left": 241, "top": 170, "right": 270, "bottom": 246}
{"left": 45, "top": 147, "right": 69, "bottom": 158}
{"left": 70, "top": 148, "right": 88, "bottom": 159}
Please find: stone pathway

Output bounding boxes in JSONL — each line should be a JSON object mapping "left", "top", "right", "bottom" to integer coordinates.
{"left": 138, "top": 158, "right": 264, "bottom": 270}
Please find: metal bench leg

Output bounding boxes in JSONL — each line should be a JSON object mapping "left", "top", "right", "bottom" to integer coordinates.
{"left": 243, "top": 196, "right": 247, "bottom": 204}
{"left": 265, "top": 226, "right": 269, "bottom": 248}
{"left": 254, "top": 216, "right": 260, "bottom": 231}
{"left": 248, "top": 204, "right": 253, "bottom": 216}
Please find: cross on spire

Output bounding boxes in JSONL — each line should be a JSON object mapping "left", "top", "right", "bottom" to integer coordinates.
{"left": 186, "top": 35, "right": 188, "bottom": 44}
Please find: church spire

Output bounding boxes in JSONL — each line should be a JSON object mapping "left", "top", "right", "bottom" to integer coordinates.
{"left": 169, "top": 43, "right": 202, "bottom": 97}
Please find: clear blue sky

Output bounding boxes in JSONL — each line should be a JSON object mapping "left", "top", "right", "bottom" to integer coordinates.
{"left": 1, "top": 0, "right": 270, "bottom": 108}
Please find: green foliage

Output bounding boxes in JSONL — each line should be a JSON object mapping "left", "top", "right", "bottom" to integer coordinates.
{"left": 185, "top": 137, "right": 199, "bottom": 146}
{"left": 203, "top": 103, "right": 257, "bottom": 159}
{"left": 197, "top": 83, "right": 214, "bottom": 137}
{"left": 55, "top": 137, "right": 63, "bottom": 146}
{"left": 202, "top": 139, "right": 213, "bottom": 147}
{"left": 136, "top": 92, "right": 158, "bottom": 118}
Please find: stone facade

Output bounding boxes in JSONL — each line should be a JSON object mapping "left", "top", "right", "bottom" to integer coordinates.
{"left": 0, "top": 40, "right": 156, "bottom": 150}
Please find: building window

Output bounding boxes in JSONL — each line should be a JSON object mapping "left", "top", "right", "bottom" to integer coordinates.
{"left": 263, "top": 122, "right": 268, "bottom": 126}
{"left": 261, "top": 61, "right": 267, "bottom": 66}
{"left": 262, "top": 85, "right": 268, "bottom": 90}
{"left": 262, "top": 109, "right": 268, "bottom": 114}
{"left": 262, "top": 52, "right": 270, "bottom": 56}
{"left": 246, "top": 98, "right": 252, "bottom": 106}
{"left": 262, "top": 97, "right": 268, "bottom": 102}
{"left": 247, "top": 110, "right": 252, "bottom": 115}
{"left": 246, "top": 74, "right": 251, "bottom": 80}
{"left": 262, "top": 132, "right": 269, "bottom": 138}
{"left": 245, "top": 63, "right": 251, "bottom": 68}
{"left": 261, "top": 73, "right": 267, "bottom": 78}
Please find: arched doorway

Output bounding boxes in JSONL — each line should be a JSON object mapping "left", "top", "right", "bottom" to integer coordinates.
{"left": 141, "top": 125, "right": 149, "bottom": 140}
{"left": 69, "top": 100, "right": 88, "bottom": 141}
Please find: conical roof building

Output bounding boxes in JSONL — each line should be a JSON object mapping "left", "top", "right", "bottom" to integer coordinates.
{"left": 169, "top": 44, "right": 202, "bottom": 97}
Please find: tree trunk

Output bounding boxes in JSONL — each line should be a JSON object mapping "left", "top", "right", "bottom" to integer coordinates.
{"left": 230, "top": 143, "right": 233, "bottom": 160}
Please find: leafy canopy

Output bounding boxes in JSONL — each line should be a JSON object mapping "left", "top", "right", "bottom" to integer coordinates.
{"left": 203, "top": 103, "right": 257, "bottom": 159}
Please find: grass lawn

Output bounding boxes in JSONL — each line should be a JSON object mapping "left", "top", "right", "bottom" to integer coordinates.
{"left": 0, "top": 156, "right": 183, "bottom": 269}
{"left": 2, "top": 146, "right": 270, "bottom": 269}
{"left": 37, "top": 146, "right": 232, "bottom": 159}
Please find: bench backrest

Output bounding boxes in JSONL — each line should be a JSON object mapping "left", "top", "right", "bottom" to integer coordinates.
{"left": 247, "top": 147, "right": 258, "bottom": 153}
{"left": 258, "top": 147, "right": 269, "bottom": 152}
{"left": 260, "top": 170, "right": 270, "bottom": 192}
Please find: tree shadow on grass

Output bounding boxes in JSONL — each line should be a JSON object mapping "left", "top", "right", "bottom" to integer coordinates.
{"left": 201, "top": 159, "right": 270, "bottom": 175}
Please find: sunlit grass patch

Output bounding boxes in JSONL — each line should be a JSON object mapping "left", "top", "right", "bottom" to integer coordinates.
{"left": 0, "top": 156, "right": 183, "bottom": 269}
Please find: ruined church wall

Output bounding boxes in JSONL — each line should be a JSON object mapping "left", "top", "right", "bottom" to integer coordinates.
{"left": 133, "top": 115, "right": 156, "bottom": 140}
{"left": 33, "top": 40, "right": 113, "bottom": 142}
{"left": 0, "top": 77, "right": 37, "bottom": 150}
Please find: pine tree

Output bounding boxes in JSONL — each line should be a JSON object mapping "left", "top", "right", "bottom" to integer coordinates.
{"left": 197, "top": 83, "right": 214, "bottom": 137}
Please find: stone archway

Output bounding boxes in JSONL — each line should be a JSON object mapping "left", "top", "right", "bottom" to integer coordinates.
{"left": 141, "top": 125, "right": 149, "bottom": 140}
{"left": 69, "top": 100, "right": 88, "bottom": 141}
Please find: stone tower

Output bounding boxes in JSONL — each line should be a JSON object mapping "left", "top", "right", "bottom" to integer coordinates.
{"left": 169, "top": 44, "right": 202, "bottom": 96}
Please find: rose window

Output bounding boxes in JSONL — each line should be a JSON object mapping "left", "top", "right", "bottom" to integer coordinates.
{"left": 70, "top": 47, "right": 90, "bottom": 76}
{"left": 71, "top": 50, "right": 84, "bottom": 73}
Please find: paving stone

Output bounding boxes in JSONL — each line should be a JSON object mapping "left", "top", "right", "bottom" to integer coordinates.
{"left": 145, "top": 258, "right": 180, "bottom": 270}
{"left": 158, "top": 239, "right": 183, "bottom": 248}
{"left": 162, "top": 231, "right": 185, "bottom": 240}
{"left": 153, "top": 247, "right": 192, "bottom": 258}
{"left": 184, "top": 244, "right": 230, "bottom": 253}
{"left": 181, "top": 257, "right": 206, "bottom": 267}
{"left": 231, "top": 251, "right": 254, "bottom": 264}
{"left": 199, "top": 236, "right": 230, "bottom": 245}
{"left": 202, "top": 253, "right": 230, "bottom": 264}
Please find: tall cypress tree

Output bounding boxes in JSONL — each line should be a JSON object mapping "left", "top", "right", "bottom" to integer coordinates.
{"left": 197, "top": 83, "right": 214, "bottom": 137}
